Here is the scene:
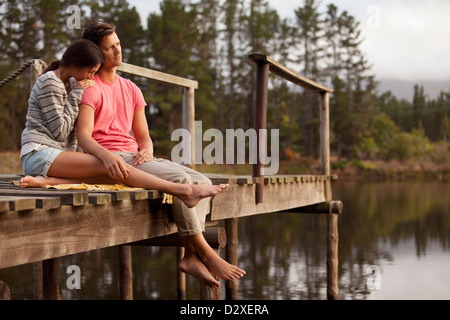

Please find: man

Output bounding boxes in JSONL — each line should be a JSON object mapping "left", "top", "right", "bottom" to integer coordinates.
{"left": 79, "top": 21, "right": 245, "bottom": 287}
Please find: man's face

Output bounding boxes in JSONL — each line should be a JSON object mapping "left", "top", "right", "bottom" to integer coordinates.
{"left": 99, "top": 32, "right": 122, "bottom": 68}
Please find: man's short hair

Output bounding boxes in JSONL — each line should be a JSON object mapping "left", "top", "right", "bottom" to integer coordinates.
{"left": 82, "top": 21, "right": 116, "bottom": 46}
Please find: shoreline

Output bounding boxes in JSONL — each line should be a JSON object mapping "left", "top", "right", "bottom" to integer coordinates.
{"left": 1, "top": 151, "right": 449, "bottom": 182}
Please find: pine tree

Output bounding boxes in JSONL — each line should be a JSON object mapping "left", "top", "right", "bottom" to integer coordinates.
{"left": 293, "top": 0, "right": 323, "bottom": 158}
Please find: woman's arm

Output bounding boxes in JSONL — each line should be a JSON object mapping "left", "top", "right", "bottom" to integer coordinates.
{"left": 38, "top": 77, "right": 83, "bottom": 142}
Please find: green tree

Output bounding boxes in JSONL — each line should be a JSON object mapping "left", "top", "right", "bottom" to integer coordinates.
{"left": 145, "top": 0, "right": 198, "bottom": 154}
{"left": 293, "top": 0, "right": 323, "bottom": 158}
{"left": 412, "top": 84, "right": 426, "bottom": 132}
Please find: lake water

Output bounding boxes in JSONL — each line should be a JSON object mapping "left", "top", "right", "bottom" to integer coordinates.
{"left": 1, "top": 180, "right": 449, "bottom": 300}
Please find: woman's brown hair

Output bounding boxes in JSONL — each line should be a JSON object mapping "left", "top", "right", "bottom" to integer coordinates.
{"left": 43, "top": 39, "right": 104, "bottom": 74}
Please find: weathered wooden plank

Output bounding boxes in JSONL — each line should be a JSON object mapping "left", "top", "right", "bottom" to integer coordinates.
{"left": 249, "top": 54, "right": 333, "bottom": 93}
{"left": 0, "top": 200, "right": 9, "bottom": 213}
{"left": 0, "top": 199, "right": 178, "bottom": 269}
{"left": 35, "top": 197, "right": 61, "bottom": 210}
{"left": 0, "top": 189, "right": 88, "bottom": 206}
{"left": 130, "top": 190, "right": 150, "bottom": 201}
{"left": 0, "top": 196, "right": 36, "bottom": 211}
{"left": 88, "top": 193, "right": 112, "bottom": 205}
{"left": 209, "top": 179, "right": 327, "bottom": 220}
{"left": 102, "top": 190, "right": 131, "bottom": 201}
{"left": 117, "top": 62, "right": 198, "bottom": 89}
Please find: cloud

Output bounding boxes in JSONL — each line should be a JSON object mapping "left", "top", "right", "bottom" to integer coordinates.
{"left": 128, "top": 0, "right": 450, "bottom": 81}
{"left": 354, "top": 0, "right": 450, "bottom": 81}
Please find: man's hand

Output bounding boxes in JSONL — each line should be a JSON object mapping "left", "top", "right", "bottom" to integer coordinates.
{"left": 132, "top": 148, "right": 154, "bottom": 166}
{"left": 101, "top": 151, "right": 130, "bottom": 180}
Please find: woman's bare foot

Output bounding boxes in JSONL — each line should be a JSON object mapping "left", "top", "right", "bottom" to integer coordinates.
{"left": 19, "top": 176, "right": 47, "bottom": 188}
{"left": 178, "top": 253, "right": 220, "bottom": 288}
{"left": 179, "top": 184, "right": 228, "bottom": 208}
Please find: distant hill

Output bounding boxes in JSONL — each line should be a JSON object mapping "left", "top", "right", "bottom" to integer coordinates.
{"left": 377, "top": 78, "right": 450, "bottom": 101}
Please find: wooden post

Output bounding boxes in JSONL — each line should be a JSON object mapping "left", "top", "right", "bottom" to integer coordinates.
{"left": 320, "top": 91, "right": 330, "bottom": 178}
{"left": 0, "top": 281, "right": 11, "bottom": 300}
{"left": 253, "top": 62, "right": 269, "bottom": 204}
{"left": 42, "top": 258, "right": 60, "bottom": 300}
{"left": 33, "top": 262, "right": 43, "bottom": 300}
{"left": 119, "top": 246, "right": 133, "bottom": 300}
{"left": 182, "top": 86, "right": 196, "bottom": 170}
{"left": 30, "top": 59, "right": 46, "bottom": 87}
{"left": 181, "top": 86, "right": 195, "bottom": 299}
{"left": 320, "top": 92, "right": 339, "bottom": 300}
{"left": 327, "top": 203, "right": 339, "bottom": 300}
{"left": 225, "top": 218, "right": 239, "bottom": 300}
{"left": 177, "top": 246, "right": 186, "bottom": 300}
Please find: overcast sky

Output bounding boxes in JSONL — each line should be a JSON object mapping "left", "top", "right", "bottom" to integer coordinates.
{"left": 128, "top": 0, "right": 450, "bottom": 82}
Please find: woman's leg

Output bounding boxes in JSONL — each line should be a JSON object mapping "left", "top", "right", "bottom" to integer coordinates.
{"left": 20, "top": 151, "right": 227, "bottom": 208}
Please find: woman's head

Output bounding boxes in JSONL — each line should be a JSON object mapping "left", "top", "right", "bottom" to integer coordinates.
{"left": 44, "top": 39, "right": 104, "bottom": 80}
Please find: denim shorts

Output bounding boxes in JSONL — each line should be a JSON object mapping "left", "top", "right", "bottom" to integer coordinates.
{"left": 21, "top": 146, "right": 62, "bottom": 176}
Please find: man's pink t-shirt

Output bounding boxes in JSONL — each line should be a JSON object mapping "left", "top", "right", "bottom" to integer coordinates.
{"left": 80, "top": 74, "right": 146, "bottom": 152}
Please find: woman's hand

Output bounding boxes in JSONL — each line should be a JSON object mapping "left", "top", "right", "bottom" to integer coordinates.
{"left": 132, "top": 148, "right": 154, "bottom": 166}
{"left": 75, "top": 79, "right": 96, "bottom": 90}
{"left": 100, "top": 151, "right": 130, "bottom": 180}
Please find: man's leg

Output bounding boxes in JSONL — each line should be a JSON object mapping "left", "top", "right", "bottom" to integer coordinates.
{"left": 117, "top": 153, "right": 208, "bottom": 236}
{"left": 117, "top": 153, "right": 245, "bottom": 286}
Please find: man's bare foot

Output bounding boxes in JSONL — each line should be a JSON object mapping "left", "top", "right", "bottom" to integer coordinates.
{"left": 179, "top": 184, "right": 228, "bottom": 208}
{"left": 19, "top": 176, "right": 47, "bottom": 188}
{"left": 202, "top": 253, "right": 246, "bottom": 281}
{"left": 178, "top": 253, "right": 220, "bottom": 288}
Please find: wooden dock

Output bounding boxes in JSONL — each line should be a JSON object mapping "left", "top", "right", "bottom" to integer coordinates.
{"left": 0, "top": 173, "right": 341, "bottom": 300}
{"left": 0, "top": 53, "right": 342, "bottom": 300}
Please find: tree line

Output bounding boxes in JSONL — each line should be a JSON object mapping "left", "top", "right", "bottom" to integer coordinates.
{"left": 0, "top": 0, "right": 449, "bottom": 165}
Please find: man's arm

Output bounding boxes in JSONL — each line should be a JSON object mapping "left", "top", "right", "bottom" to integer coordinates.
{"left": 131, "top": 107, "right": 154, "bottom": 165}
{"left": 77, "top": 103, "right": 130, "bottom": 180}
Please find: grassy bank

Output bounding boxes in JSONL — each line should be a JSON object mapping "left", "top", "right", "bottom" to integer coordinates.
{"left": 1, "top": 151, "right": 449, "bottom": 181}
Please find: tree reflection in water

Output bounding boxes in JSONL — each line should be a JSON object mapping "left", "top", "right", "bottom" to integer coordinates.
{"left": 0, "top": 181, "right": 449, "bottom": 299}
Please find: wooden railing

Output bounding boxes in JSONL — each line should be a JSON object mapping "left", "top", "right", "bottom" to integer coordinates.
{"left": 249, "top": 54, "right": 338, "bottom": 299}
{"left": 117, "top": 62, "right": 198, "bottom": 169}
{"left": 249, "top": 53, "right": 334, "bottom": 204}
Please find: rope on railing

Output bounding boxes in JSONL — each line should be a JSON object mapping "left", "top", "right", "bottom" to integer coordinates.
{"left": 0, "top": 59, "right": 36, "bottom": 88}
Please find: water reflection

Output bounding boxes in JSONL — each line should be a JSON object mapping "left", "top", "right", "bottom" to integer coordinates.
{"left": 0, "top": 181, "right": 449, "bottom": 299}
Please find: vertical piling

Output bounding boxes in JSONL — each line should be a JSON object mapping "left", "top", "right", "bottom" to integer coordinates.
{"left": 177, "top": 247, "right": 186, "bottom": 300}
{"left": 225, "top": 218, "right": 239, "bottom": 300}
{"left": 42, "top": 258, "right": 60, "bottom": 300}
{"left": 119, "top": 245, "right": 133, "bottom": 300}
{"left": 253, "top": 62, "right": 269, "bottom": 204}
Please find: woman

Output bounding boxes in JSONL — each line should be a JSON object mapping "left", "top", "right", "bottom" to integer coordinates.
{"left": 20, "top": 39, "right": 244, "bottom": 287}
